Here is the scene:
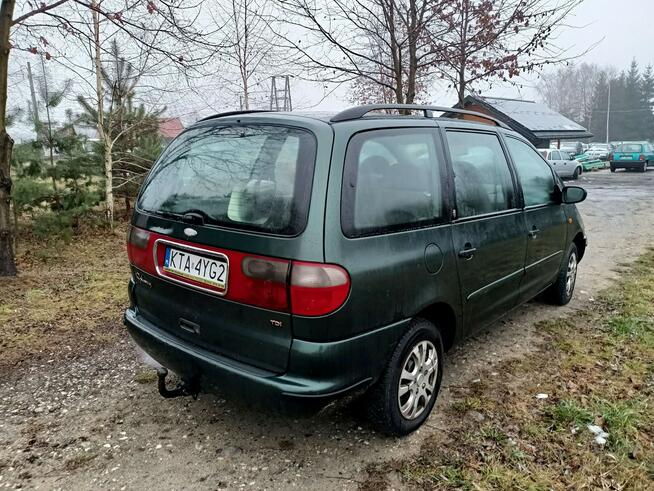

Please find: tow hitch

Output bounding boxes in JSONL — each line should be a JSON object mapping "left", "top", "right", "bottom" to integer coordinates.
{"left": 156, "top": 367, "right": 199, "bottom": 399}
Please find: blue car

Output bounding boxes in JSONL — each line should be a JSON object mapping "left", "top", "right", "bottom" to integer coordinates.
{"left": 610, "top": 142, "right": 654, "bottom": 172}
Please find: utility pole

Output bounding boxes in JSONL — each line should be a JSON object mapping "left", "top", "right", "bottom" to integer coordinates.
{"left": 40, "top": 56, "right": 57, "bottom": 192}
{"left": 269, "top": 75, "right": 292, "bottom": 112}
{"left": 26, "top": 62, "right": 40, "bottom": 132}
{"left": 605, "top": 80, "right": 611, "bottom": 145}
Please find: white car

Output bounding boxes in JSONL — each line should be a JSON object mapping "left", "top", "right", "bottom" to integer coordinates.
{"left": 539, "top": 149, "right": 583, "bottom": 180}
{"left": 586, "top": 144, "right": 610, "bottom": 161}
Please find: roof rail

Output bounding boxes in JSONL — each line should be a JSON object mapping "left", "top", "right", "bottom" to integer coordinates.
{"left": 330, "top": 104, "right": 510, "bottom": 129}
{"left": 198, "top": 110, "right": 270, "bottom": 122}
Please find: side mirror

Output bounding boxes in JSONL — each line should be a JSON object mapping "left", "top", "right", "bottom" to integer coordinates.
{"left": 562, "top": 186, "right": 587, "bottom": 204}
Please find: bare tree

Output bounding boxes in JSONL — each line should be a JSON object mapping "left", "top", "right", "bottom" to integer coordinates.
{"left": 209, "top": 0, "right": 278, "bottom": 110}
{"left": 78, "top": 39, "right": 163, "bottom": 220}
{"left": 437, "top": 0, "right": 585, "bottom": 105}
{"left": 537, "top": 62, "right": 606, "bottom": 128}
{"left": 276, "top": 0, "right": 453, "bottom": 105}
{"left": 0, "top": 0, "right": 217, "bottom": 275}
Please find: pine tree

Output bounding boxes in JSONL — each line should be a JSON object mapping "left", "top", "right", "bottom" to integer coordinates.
{"left": 77, "top": 41, "right": 164, "bottom": 219}
{"left": 590, "top": 72, "right": 609, "bottom": 142}
{"left": 641, "top": 65, "right": 654, "bottom": 140}
{"left": 624, "top": 60, "right": 643, "bottom": 140}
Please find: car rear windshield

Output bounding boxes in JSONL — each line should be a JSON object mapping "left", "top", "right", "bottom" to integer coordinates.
{"left": 617, "top": 143, "right": 643, "bottom": 153}
{"left": 137, "top": 124, "right": 317, "bottom": 235}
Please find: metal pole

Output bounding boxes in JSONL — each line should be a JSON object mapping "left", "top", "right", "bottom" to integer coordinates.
{"left": 606, "top": 81, "right": 611, "bottom": 145}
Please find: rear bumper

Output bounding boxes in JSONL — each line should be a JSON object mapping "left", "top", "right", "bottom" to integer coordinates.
{"left": 611, "top": 160, "right": 643, "bottom": 169}
{"left": 124, "top": 308, "right": 408, "bottom": 410}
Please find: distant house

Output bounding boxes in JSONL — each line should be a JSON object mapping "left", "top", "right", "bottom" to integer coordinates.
{"left": 73, "top": 124, "right": 101, "bottom": 152}
{"left": 454, "top": 95, "right": 593, "bottom": 149}
{"left": 158, "top": 117, "right": 184, "bottom": 143}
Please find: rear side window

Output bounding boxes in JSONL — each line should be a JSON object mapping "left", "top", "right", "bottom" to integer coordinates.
{"left": 617, "top": 143, "right": 642, "bottom": 153}
{"left": 138, "top": 125, "right": 316, "bottom": 235}
{"left": 446, "top": 131, "right": 515, "bottom": 218}
{"left": 342, "top": 128, "right": 443, "bottom": 237}
{"left": 505, "top": 137, "right": 556, "bottom": 207}
{"left": 550, "top": 150, "right": 561, "bottom": 160}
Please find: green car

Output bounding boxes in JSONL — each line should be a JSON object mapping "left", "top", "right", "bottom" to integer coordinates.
{"left": 610, "top": 142, "right": 654, "bottom": 172}
{"left": 125, "top": 105, "right": 587, "bottom": 435}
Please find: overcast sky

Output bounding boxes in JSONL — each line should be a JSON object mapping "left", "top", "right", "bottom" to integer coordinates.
{"left": 7, "top": 0, "right": 654, "bottom": 141}
{"left": 448, "top": 0, "right": 654, "bottom": 105}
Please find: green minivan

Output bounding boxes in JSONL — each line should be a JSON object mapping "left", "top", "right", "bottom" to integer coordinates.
{"left": 124, "top": 105, "right": 587, "bottom": 435}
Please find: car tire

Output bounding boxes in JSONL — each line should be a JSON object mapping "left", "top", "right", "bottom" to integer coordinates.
{"left": 643, "top": 161, "right": 649, "bottom": 172}
{"left": 572, "top": 167, "right": 580, "bottom": 180}
{"left": 546, "top": 244, "right": 578, "bottom": 306}
{"left": 610, "top": 165, "right": 616, "bottom": 173}
{"left": 366, "top": 318, "right": 443, "bottom": 436}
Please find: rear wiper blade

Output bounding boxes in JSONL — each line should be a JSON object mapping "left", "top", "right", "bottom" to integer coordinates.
{"left": 151, "top": 209, "right": 185, "bottom": 220}
{"left": 179, "top": 209, "right": 218, "bottom": 226}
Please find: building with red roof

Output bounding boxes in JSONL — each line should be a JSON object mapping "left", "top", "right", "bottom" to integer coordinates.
{"left": 158, "top": 117, "right": 184, "bottom": 142}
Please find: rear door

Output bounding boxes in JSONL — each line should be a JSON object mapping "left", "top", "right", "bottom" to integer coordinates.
{"left": 322, "top": 121, "right": 461, "bottom": 343}
{"left": 130, "top": 118, "right": 333, "bottom": 373}
{"left": 444, "top": 129, "right": 526, "bottom": 331}
{"left": 503, "top": 136, "right": 567, "bottom": 303}
{"left": 549, "top": 150, "right": 564, "bottom": 175}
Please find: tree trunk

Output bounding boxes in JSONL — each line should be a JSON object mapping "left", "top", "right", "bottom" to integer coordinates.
{"left": 0, "top": 0, "right": 16, "bottom": 276}
{"left": 92, "top": 2, "right": 113, "bottom": 227}
{"left": 242, "top": 77, "right": 249, "bottom": 110}
{"left": 103, "top": 139, "right": 113, "bottom": 226}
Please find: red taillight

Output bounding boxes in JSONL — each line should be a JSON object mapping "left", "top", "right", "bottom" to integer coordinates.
{"left": 127, "top": 225, "right": 152, "bottom": 271}
{"left": 233, "top": 256, "right": 290, "bottom": 311}
{"left": 290, "top": 262, "right": 350, "bottom": 316}
{"left": 640, "top": 154, "right": 646, "bottom": 161}
{"left": 126, "top": 227, "right": 350, "bottom": 316}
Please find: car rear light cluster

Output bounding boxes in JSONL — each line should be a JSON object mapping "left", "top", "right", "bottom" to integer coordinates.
{"left": 237, "top": 256, "right": 351, "bottom": 316}
{"left": 127, "top": 225, "right": 153, "bottom": 273}
{"left": 639, "top": 154, "right": 646, "bottom": 161}
{"left": 290, "top": 262, "right": 350, "bottom": 316}
{"left": 127, "top": 226, "right": 351, "bottom": 316}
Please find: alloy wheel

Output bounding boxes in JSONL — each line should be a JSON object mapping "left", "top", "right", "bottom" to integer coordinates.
{"left": 398, "top": 340, "right": 438, "bottom": 420}
{"left": 565, "top": 252, "right": 578, "bottom": 297}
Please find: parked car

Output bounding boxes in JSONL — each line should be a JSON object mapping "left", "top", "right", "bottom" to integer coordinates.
{"left": 539, "top": 149, "right": 583, "bottom": 179}
{"left": 586, "top": 143, "right": 611, "bottom": 161}
{"left": 560, "top": 141, "right": 584, "bottom": 157}
{"left": 610, "top": 142, "right": 654, "bottom": 172}
{"left": 124, "top": 104, "right": 588, "bottom": 436}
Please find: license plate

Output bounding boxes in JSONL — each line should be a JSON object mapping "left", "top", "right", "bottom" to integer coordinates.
{"left": 163, "top": 247, "right": 228, "bottom": 291}
{"left": 620, "top": 155, "right": 633, "bottom": 160}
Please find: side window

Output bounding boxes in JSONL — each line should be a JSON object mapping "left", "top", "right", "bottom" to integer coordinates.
{"left": 505, "top": 137, "right": 557, "bottom": 207}
{"left": 342, "top": 128, "right": 443, "bottom": 236}
{"left": 550, "top": 150, "right": 561, "bottom": 160}
{"left": 445, "top": 131, "right": 515, "bottom": 218}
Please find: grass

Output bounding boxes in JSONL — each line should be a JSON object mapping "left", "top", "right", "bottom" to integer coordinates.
{"left": 0, "top": 221, "right": 130, "bottom": 373}
{"left": 133, "top": 370, "right": 159, "bottom": 384}
{"left": 363, "top": 250, "right": 654, "bottom": 490}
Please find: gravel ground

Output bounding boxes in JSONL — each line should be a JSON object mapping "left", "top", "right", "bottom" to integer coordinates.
{"left": 1, "top": 168, "right": 653, "bottom": 490}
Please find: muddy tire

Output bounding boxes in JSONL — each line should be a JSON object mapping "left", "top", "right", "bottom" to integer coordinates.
{"left": 610, "top": 165, "right": 616, "bottom": 173}
{"left": 572, "top": 167, "right": 580, "bottom": 180}
{"left": 546, "top": 244, "right": 578, "bottom": 306}
{"left": 366, "top": 318, "right": 443, "bottom": 436}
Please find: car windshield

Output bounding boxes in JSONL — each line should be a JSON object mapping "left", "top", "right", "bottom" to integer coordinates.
{"left": 617, "top": 143, "right": 643, "bottom": 153}
{"left": 138, "top": 124, "right": 317, "bottom": 235}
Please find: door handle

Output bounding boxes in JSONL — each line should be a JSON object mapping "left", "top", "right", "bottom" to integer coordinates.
{"left": 528, "top": 227, "right": 540, "bottom": 239}
{"left": 458, "top": 243, "right": 477, "bottom": 260}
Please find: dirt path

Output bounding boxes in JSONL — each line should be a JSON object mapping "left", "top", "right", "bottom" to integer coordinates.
{"left": 1, "top": 169, "right": 653, "bottom": 490}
